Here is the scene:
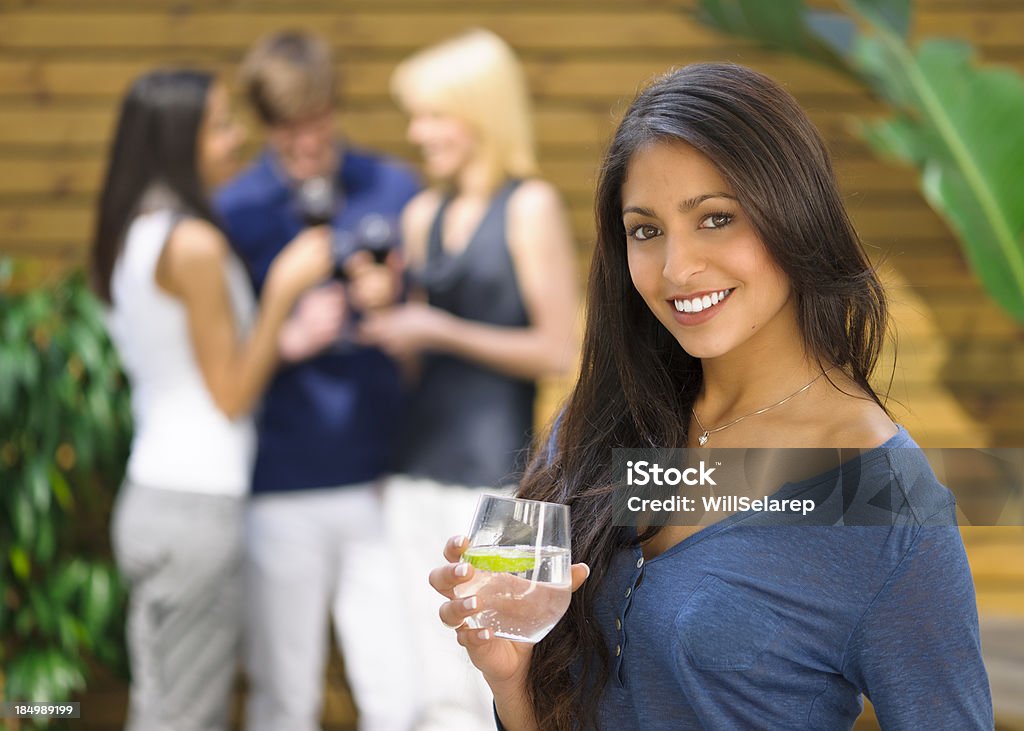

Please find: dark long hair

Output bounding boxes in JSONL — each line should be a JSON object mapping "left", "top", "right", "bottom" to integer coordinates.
{"left": 90, "top": 69, "right": 220, "bottom": 303}
{"left": 517, "top": 63, "right": 889, "bottom": 730}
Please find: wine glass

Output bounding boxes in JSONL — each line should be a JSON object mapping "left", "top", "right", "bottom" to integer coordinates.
{"left": 454, "top": 494, "right": 572, "bottom": 643}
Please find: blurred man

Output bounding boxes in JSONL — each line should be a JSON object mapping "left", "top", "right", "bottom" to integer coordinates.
{"left": 216, "top": 30, "right": 419, "bottom": 731}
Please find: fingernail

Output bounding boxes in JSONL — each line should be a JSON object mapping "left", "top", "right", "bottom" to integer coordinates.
{"left": 478, "top": 629, "right": 491, "bottom": 640}
{"left": 463, "top": 596, "right": 478, "bottom": 611}
{"left": 451, "top": 535, "right": 466, "bottom": 548}
{"left": 454, "top": 563, "right": 470, "bottom": 577}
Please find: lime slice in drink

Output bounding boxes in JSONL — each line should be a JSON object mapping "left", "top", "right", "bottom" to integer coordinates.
{"left": 463, "top": 547, "right": 537, "bottom": 573}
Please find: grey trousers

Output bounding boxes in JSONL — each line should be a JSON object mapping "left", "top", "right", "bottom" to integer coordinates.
{"left": 111, "top": 483, "right": 245, "bottom": 731}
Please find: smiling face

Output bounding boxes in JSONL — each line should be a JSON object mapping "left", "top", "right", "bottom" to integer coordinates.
{"left": 622, "top": 139, "right": 799, "bottom": 363}
{"left": 268, "top": 108, "right": 337, "bottom": 182}
{"left": 197, "top": 82, "right": 245, "bottom": 189}
{"left": 405, "top": 105, "right": 478, "bottom": 182}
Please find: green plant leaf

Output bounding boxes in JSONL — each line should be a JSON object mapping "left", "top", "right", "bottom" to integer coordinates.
{"left": 695, "top": 0, "right": 1024, "bottom": 323}
{"left": 56, "top": 611, "right": 86, "bottom": 654}
{"left": 28, "top": 586, "right": 56, "bottom": 637}
{"left": 805, "top": 11, "right": 858, "bottom": 60}
{"left": 81, "top": 565, "right": 116, "bottom": 635}
{"left": 67, "top": 315, "right": 104, "bottom": 378}
{"left": 12, "top": 492, "right": 36, "bottom": 548}
{"left": 48, "top": 559, "right": 87, "bottom": 607}
{"left": 9, "top": 545, "right": 31, "bottom": 581}
{"left": 697, "top": 0, "right": 851, "bottom": 73}
{"left": 853, "top": 36, "right": 1024, "bottom": 320}
{"left": 27, "top": 458, "right": 52, "bottom": 514}
{"left": 5, "top": 340, "right": 41, "bottom": 394}
{"left": 0, "top": 347, "right": 16, "bottom": 413}
{"left": 35, "top": 518, "right": 56, "bottom": 567}
{"left": 851, "top": 34, "right": 918, "bottom": 109}
{"left": 1, "top": 271, "right": 132, "bottom": 707}
{"left": 843, "top": 0, "right": 910, "bottom": 38}
{"left": 49, "top": 466, "right": 74, "bottom": 512}
{"left": 6, "top": 648, "right": 86, "bottom": 704}
{"left": 67, "top": 420, "right": 92, "bottom": 474}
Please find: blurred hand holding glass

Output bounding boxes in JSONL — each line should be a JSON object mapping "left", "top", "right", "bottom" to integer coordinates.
{"left": 455, "top": 495, "right": 572, "bottom": 643}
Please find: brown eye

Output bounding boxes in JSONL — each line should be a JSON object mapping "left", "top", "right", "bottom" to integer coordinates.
{"left": 628, "top": 224, "right": 661, "bottom": 241}
{"left": 701, "top": 213, "right": 733, "bottom": 230}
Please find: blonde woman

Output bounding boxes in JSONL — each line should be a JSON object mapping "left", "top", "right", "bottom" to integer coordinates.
{"left": 359, "top": 29, "right": 580, "bottom": 731}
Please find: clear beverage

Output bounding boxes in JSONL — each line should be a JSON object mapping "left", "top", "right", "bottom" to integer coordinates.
{"left": 455, "top": 545, "right": 571, "bottom": 642}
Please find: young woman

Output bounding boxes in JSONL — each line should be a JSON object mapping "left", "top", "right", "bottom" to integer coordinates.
{"left": 430, "top": 64, "right": 993, "bottom": 730}
{"left": 358, "top": 29, "right": 579, "bottom": 731}
{"left": 90, "top": 69, "right": 331, "bottom": 730}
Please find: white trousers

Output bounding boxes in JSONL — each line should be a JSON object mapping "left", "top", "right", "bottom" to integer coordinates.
{"left": 384, "top": 476, "right": 511, "bottom": 731}
{"left": 243, "top": 483, "right": 417, "bottom": 731}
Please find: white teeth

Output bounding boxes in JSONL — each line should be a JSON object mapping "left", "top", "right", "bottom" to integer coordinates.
{"left": 673, "top": 289, "right": 732, "bottom": 315}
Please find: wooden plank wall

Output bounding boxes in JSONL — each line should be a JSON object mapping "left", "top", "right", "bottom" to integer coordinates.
{"left": 1, "top": 1, "right": 1021, "bottom": 729}
{"left": 1, "top": 0, "right": 1022, "bottom": 446}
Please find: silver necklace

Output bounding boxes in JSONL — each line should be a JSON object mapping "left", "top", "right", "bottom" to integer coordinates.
{"left": 691, "top": 369, "right": 833, "bottom": 446}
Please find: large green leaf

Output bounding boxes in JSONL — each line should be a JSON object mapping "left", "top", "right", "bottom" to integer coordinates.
{"left": 846, "top": 0, "right": 910, "bottom": 38}
{"left": 698, "top": 0, "right": 850, "bottom": 72}
{"left": 854, "top": 36, "right": 1024, "bottom": 320}
{"left": 697, "top": 0, "right": 1024, "bottom": 322}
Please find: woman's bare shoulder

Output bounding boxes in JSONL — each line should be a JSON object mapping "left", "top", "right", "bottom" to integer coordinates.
{"left": 508, "top": 178, "right": 567, "bottom": 218}
{"left": 812, "top": 378, "right": 898, "bottom": 450}
{"left": 156, "top": 217, "right": 230, "bottom": 297}
{"left": 164, "top": 217, "right": 229, "bottom": 264}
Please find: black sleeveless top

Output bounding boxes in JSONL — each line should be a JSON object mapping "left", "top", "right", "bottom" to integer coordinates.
{"left": 399, "top": 180, "right": 536, "bottom": 487}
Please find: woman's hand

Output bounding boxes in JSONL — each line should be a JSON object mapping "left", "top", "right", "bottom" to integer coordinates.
{"left": 343, "top": 250, "right": 402, "bottom": 312}
{"left": 266, "top": 225, "right": 334, "bottom": 300}
{"left": 429, "top": 535, "right": 590, "bottom": 690}
{"left": 357, "top": 302, "right": 452, "bottom": 359}
{"left": 278, "top": 282, "right": 347, "bottom": 362}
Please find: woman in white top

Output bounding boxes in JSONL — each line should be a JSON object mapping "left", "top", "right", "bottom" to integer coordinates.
{"left": 90, "top": 69, "right": 332, "bottom": 731}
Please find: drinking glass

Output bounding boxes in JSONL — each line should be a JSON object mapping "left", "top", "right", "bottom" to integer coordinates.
{"left": 454, "top": 494, "right": 572, "bottom": 643}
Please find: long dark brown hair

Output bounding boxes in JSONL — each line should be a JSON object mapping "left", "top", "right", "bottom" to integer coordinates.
{"left": 90, "top": 69, "right": 220, "bottom": 303}
{"left": 516, "top": 63, "right": 889, "bottom": 730}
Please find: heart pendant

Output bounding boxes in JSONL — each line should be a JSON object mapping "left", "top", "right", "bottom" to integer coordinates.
{"left": 698, "top": 432, "right": 709, "bottom": 446}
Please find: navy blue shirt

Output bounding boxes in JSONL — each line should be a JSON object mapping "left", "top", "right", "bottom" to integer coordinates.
{"left": 500, "top": 428, "right": 993, "bottom": 729}
{"left": 216, "top": 147, "right": 419, "bottom": 493}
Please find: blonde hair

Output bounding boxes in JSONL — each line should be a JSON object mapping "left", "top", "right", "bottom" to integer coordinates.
{"left": 391, "top": 29, "right": 539, "bottom": 189}
{"left": 240, "top": 30, "right": 337, "bottom": 126}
